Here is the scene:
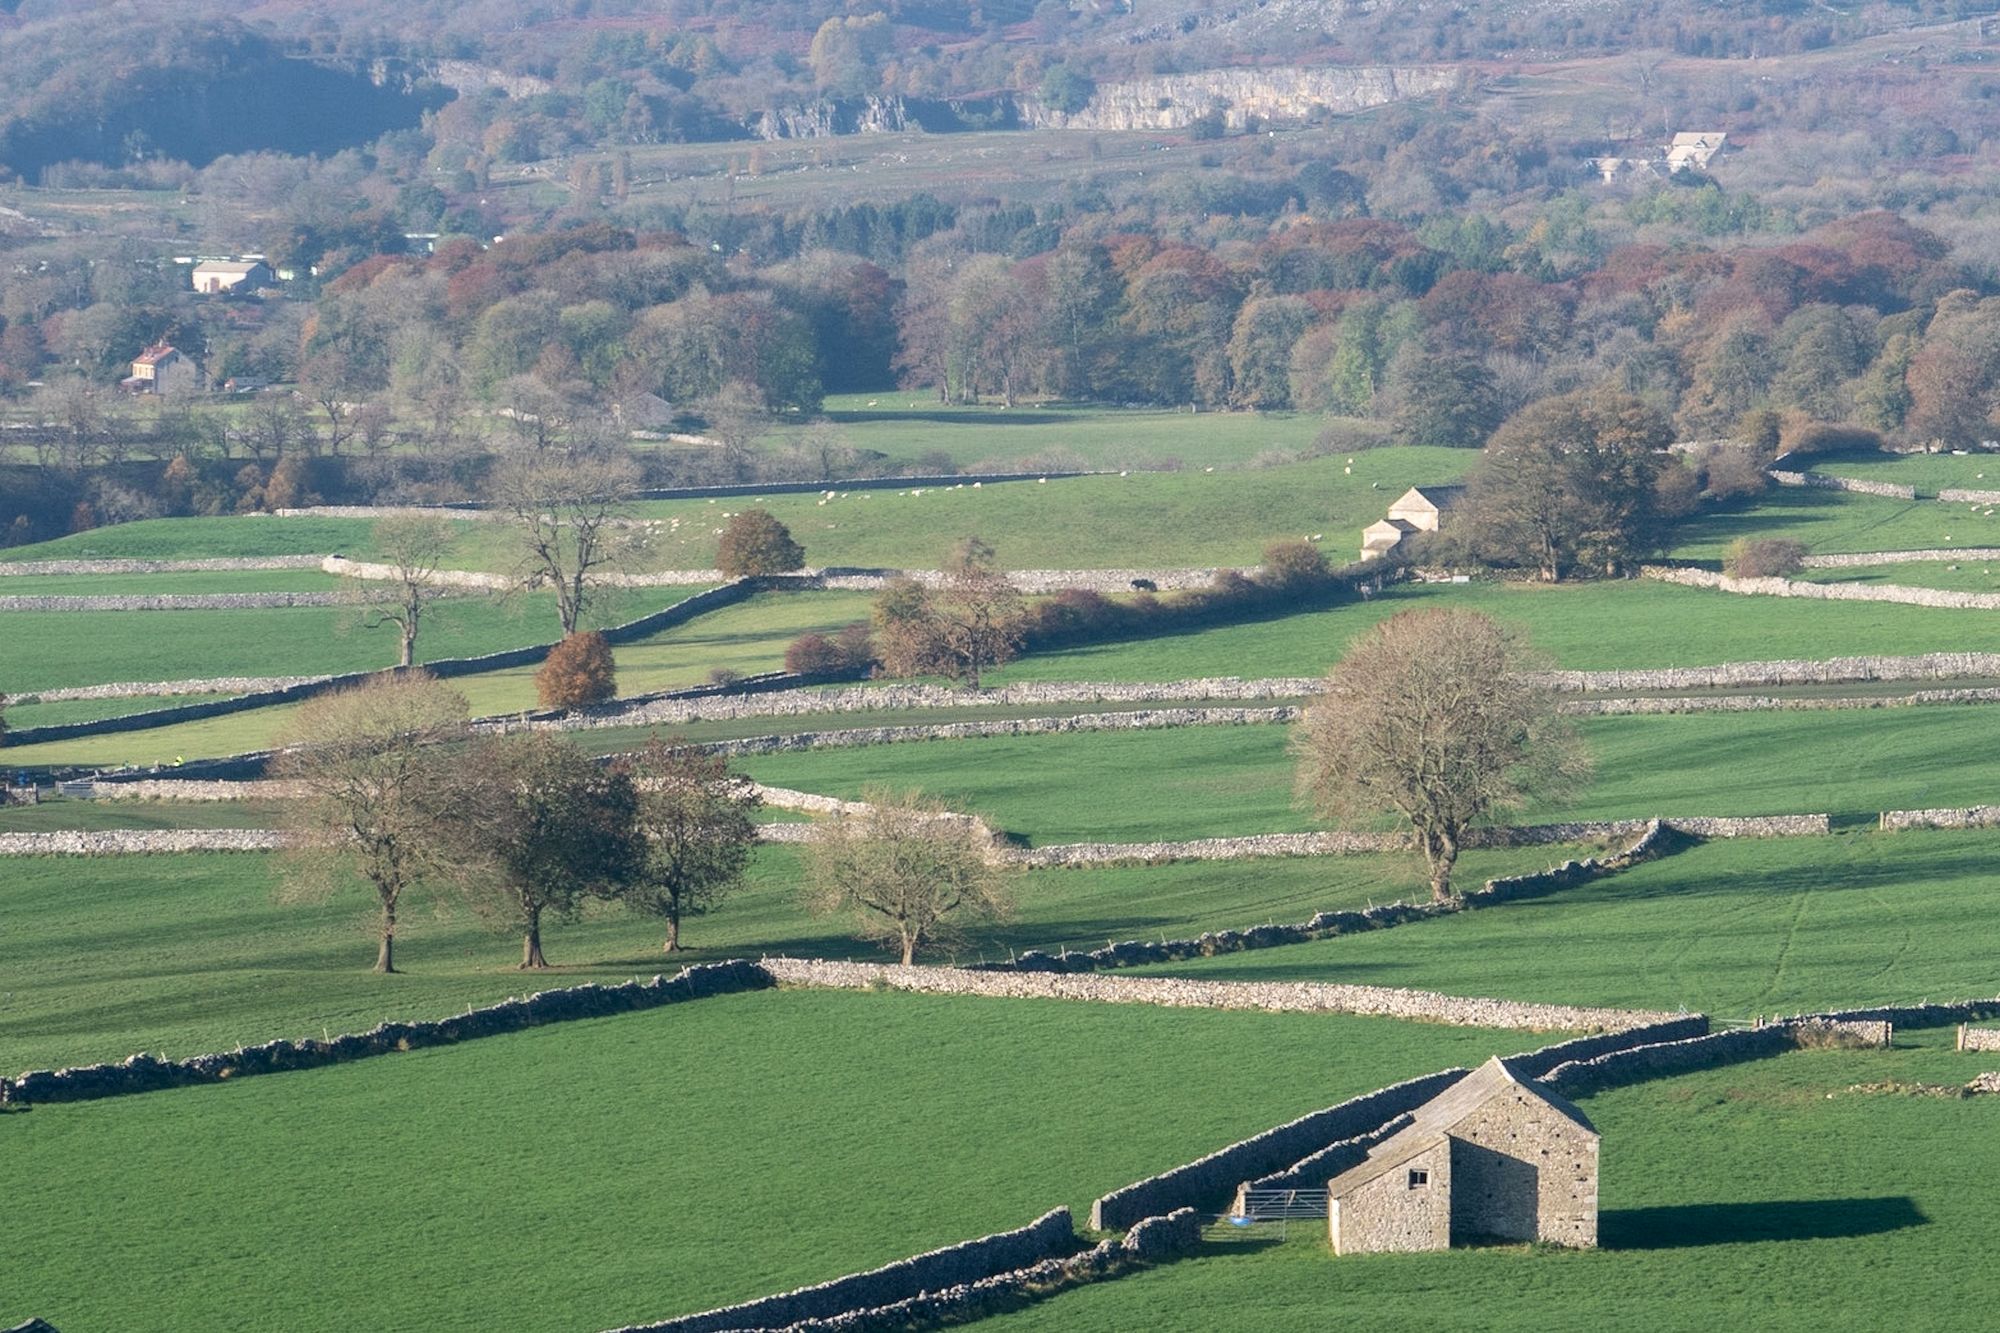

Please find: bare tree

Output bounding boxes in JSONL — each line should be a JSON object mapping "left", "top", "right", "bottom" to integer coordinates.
{"left": 273, "top": 673, "right": 472, "bottom": 973}
{"left": 803, "top": 788, "right": 1014, "bottom": 964}
{"left": 1292, "top": 610, "right": 1590, "bottom": 902}
{"left": 620, "top": 737, "right": 762, "bottom": 952}
{"left": 489, "top": 449, "right": 646, "bottom": 634}
{"left": 350, "top": 514, "right": 458, "bottom": 668}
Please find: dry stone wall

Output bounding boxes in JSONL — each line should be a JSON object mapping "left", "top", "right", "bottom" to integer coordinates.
{"left": 606, "top": 1208, "right": 1078, "bottom": 1333}
{"left": 1088, "top": 1070, "right": 1470, "bottom": 1231}
{"left": 1534, "top": 653, "right": 2000, "bottom": 691}
{"left": 29, "top": 676, "right": 330, "bottom": 703}
{"left": 0, "top": 591, "right": 346, "bottom": 611}
{"left": 1, "top": 960, "right": 773, "bottom": 1106}
{"left": 658, "top": 1209, "right": 1199, "bottom": 1333}
{"left": 1237, "top": 1020, "right": 1709, "bottom": 1198}
{"left": 1801, "top": 549, "right": 2000, "bottom": 568}
{"left": 690, "top": 708, "right": 1296, "bottom": 758}
{"left": 0, "top": 556, "right": 325, "bottom": 576}
{"left": 0, "top": 830, "right": 283, "bottom": 856}
{"left": 565, "top": 677, "right": 1320, "bottom": 732}
{"left": 1566, "top": 689, "right": 2000, "bottom": 715}
{"left": 1938, "top": 488, "right": 2000, "bottom": 504}
{"left": 1767, "top": 470, "right": 1916, "bottom": 499}
{"left": 1643, "top": 564, "right": 2000, "bottom": 610}
{"left": 1880, "top": 806, "right": 2000, "bottom": 831}
{"left": 1959, "top": 1026, "right": 2000, "bottom": 1052}
{"left": 757, "top": 958, "right": 1676, "bottom": 1033}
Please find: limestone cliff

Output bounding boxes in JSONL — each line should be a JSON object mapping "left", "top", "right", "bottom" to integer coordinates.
{"left": 1023, "top": 64, "right": 1461, "bottom": 132}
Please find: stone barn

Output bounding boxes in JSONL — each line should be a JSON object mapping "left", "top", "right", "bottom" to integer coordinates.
{"left": 1359, "top": 485, "right": 1464, "bottom": 561}
{"left": 1327, "top": 1057, "right": 1598, "bottom": 1254}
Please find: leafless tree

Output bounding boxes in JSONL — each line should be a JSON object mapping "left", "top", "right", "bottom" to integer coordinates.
{"left": 350, "top": 514, "right": 458, "bottom": 668}
{"left": 273, "top": 672, "right": 473, "bottom": 973}
{"left": 1292, "top": 609, "right": 1591, "bottom": 902}
{"left": 803, "top": 788, "right": 1014, "bottom": 964}
{"left": 489, "top": 448, "right": 646, "bottom": 634}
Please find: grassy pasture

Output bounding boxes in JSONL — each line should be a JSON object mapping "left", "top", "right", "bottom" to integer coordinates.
{"left": 2, "top": 990, "right": 1548, "bottom": 1333}
{"left": 989, "top": 576, "right": 2000, "bottom": 683}
{"left": 0, "top": 588, "right": 861, "bottom": 767}
{"left": 625, "top": 451, "right": 1469, "bottom": 571}
{"left": 1668, "top": 485, "right": 2000, "bottom": 561}
{"left": 1806, "top": 447, "right": 2000, "bottom": 494}
{"left": 985, "top": 1035, "right": 2000, "bottom": 1332}
{"left": 771, "top": 393, "right": 1388, "bottom": 469}
{"left": 0, "top": 842, "right": 1581, "bottom": 1071}
{"left": 730, "top": 701, "right": 2000, "bottom": 842}
{"left": 1, "top": 515, "right": 387, "bottom": 563}
{"left": 1136, "top": 829, "right": 2000, "bottom": 1018}
{"left": 0, "top": 588, "right": 697, "bottom": 694}
{"left": 1796, "top": 559, "right": 2000, "bottom": 592}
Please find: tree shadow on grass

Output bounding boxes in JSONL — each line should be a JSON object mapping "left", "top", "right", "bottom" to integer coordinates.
{"left": 1602, "top": 1197, "right": 1927, "bottom": 1250}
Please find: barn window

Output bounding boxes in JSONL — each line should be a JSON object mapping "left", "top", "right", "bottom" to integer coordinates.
{"left": 1407, "top": 1170, "right": 1429, "bottom": 1189}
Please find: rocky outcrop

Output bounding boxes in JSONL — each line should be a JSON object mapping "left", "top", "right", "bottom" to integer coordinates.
{"left": 1023, "top": 66, "right": 1459, "bottom": 132}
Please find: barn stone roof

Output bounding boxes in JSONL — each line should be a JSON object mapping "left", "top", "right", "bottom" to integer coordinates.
{"left": 1326, "top": 1057, "right": 1597, "bottom": 1197}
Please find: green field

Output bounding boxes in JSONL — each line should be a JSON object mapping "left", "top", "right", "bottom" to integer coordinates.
{"left": 0, "top": 588, "right": 861, "bottom": 767}
{"left": 1137, "top": 829, "right": 2000, "bottom": 1018}
{"left": 1797, "top": 559, "right": 2000, "bottom": 592}
{"left": 990, "top": 576, "right": 2000, "bottom": 683}
{"left": 987, "top": 1035, "right": 2000, "bottom": 1332}
{"left": 0, "top": 588, "right": 701, "bottom": 695}
{"left": 1669, "top": 486, "right": 2000, "bottom": 561}
{"left": 1, "top": 515, "right": 392, "bottom": 562}
{"left": 3, "top": 990, "right": 1550, "bottom": 1332}
{"left": 730, "top": 702, "right": 2000, "bottom": 843}
{"left": 771, "top": 393, "right": 1390, "bottom": 470}
{"left": 1808, "top": 447, "right": 2000, "bottom": 495}
{"left": 625, "top": 452, "right": 1469, "bottom": 571}
{"left": 0, "top": 841, "right": 1586, "bottom": 1071}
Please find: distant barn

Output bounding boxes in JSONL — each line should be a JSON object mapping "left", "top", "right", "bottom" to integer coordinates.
{"left": 1359, "top": 484, "right": 1463, "bottom": 561}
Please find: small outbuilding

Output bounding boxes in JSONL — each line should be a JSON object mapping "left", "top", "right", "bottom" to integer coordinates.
{"left": 1327, "top": 1057, "right": 1599, "bottom": 1254}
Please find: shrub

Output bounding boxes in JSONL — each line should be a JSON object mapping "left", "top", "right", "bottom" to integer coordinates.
{"left": 1260, "top": 539, "right": 1331, "bottom": 589}
{"left": 707, "top": 667, "right": 741, "bottom": 687}
{"left": 536, "top": 631, "right": 617, "bottom": 709}
{"left": 1700, "top": 445, "right": 1769, "bottom": 500}
{"left": 1780, "top": 421, "right": 1885, "bottom": 457}
{"left": 784, "top": 622, "right": 876, "bottom": 677}
{"left": 714, "top": 509, "right": 805, "bottom": 577}
{"left": 1724, "top": 537, "right": 1808, "bottom": 579}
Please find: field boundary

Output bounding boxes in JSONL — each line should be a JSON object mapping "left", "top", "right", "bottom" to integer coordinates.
{"left": 1643, "top": 563, "right": 2000, "bottom": 611}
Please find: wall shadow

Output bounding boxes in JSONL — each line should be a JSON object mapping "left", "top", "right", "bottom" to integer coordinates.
{"left": 1602, "top": 1197, "right": 1927, "bottom": 1250}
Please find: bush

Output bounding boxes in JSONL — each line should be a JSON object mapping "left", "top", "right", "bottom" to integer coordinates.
{"left": 536, "top": 631, "right": 617, "bottom": 709}
{"left": 1779, "top": 422, "right": 1885, "bottom": 457}
{"left": 707, "top": 667, "right": 741, "bottom": 687}
{"left": 714, "top": 509, "right": 806, "bottom": 577}
{"left": 783, "top": 621, "right": 875, "bottom": 677}
{"left": 1699, "top": 445, "right": 1769, "bottom": 500}
{"left": 1260, "top": 539, "right": 1331, "bottom": 589}
{"left": 1724, "top": 537, "right": 1808, "bottom": 579}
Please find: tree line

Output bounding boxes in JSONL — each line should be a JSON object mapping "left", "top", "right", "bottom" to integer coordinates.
{"left": 279, "top": 671, "right": 1012, "bottom": 973}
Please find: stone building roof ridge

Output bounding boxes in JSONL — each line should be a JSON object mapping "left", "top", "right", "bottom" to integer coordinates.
{"left": 1325, "top": 1057, "right": 1596, "bottom": 1197}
